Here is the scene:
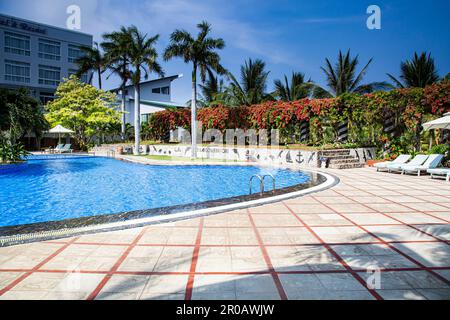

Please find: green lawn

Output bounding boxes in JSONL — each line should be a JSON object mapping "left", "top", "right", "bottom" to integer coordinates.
{"left": 139, "top": 154, "right": 242, "bottom": 163}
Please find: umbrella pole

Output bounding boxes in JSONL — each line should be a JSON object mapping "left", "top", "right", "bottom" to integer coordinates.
{"left": 429, "top": 133, "right": 433, "bottom": 150}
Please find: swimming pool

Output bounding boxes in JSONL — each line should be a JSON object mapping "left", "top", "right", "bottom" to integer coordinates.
{"left": 0, "top": 157, "right": 315, "bottom": 228}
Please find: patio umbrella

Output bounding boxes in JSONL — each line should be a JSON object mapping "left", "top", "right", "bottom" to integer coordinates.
{"left": 423, "top": 112, "right": 450, "bottom": 130}
{"left": 48, "top": 125, "right": 74, "bottom": 143}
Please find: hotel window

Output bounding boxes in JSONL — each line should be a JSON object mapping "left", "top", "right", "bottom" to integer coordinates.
{"left": 161, "top": 86, "right": 170, "bottom": 95}
{"left": 4, "top": 60, "right": 30, "bottom": 83}
{"left": 68, "top": 69, "right": 88, "bottom": 83}
{"left": 38, "top": 39, "right": 61, "bottom": 61}
{"left": 39, "top": 65, "right": 61, "bottom": 86}
{"left": 151, "top": 86, "right": 170, "bottom": 95}
{"left": 4, "top": 32, "right": 30, "bottom": 56}
{"left": 68, "top": 44, "right": 84, "bottom": 63}
{"left": 39, "top": 92, "right": 55, "bottom": 105}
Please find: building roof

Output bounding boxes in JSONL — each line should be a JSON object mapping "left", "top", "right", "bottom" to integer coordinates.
{"left": 110, "top": 74, "right": 183, "bottom": 92}
{"left": 129, "top": 98, "right": 185, "bottom": 109}
{"left": 0, "top": 13, "right": 93, "bottom": 38}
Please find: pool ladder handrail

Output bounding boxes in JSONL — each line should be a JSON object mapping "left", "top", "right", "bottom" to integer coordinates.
{"left": 249, "top": 173, "right": 276, "bottom": 196}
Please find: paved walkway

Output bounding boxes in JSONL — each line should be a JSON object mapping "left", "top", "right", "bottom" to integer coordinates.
{"left": 0, "top": 168, "right": 449, "bottom": 300}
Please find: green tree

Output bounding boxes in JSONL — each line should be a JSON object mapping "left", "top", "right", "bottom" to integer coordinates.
{"left": 223, "top": 58, "right": 272, "bottom": 106}
{"left": 316, "top": 50, "right": 389, "bottom": 97}
{"left": 102, "top": 27, "right": 133, "bottom": 140}
{"left": 164, "top": 21, "right": 226, "bottom": 157}
{"left": 274, "top": 72, "right": 314, "bottom": 101}
{"left": 124, "top": 26, "right": 164, "bottom": 155}
{"left": 387, "top": 52, "right": 440, "bottom": 88}
{"left": 75, "top": 42, "right": 107, "bottom": 89}
{"left": 0, "top": 88, "right": 49, "bottom": 146}
{"left": 45, "top": 76, "right": 121, "bottom": 150}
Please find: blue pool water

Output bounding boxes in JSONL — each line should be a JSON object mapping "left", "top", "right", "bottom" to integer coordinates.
{"left": 0, "top": 157, "right": 311, "bottom": 227}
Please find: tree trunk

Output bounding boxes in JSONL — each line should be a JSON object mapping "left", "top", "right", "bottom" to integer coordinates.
{"left": 134, "top": 85, "right": 140, "bottom": 155}
{"left": 121, "top": 85, "right": 126, "bottom": 141}
{"left": 191, "top": 65, "right": 197, "bottom": 158}
{"left": 97, "top": 68, "right": 102, "bottom": 89}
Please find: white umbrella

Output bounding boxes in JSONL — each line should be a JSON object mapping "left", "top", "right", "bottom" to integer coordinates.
{"left": 423, "top": 112, "right": 450, "bottom": 130}
{"left": 48, "top": 125, "right": 74, "bottom": 143}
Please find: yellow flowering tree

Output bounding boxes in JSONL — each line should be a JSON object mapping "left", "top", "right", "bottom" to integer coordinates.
{"left": 45, "top": 75, "right": 121, "bottom": 150}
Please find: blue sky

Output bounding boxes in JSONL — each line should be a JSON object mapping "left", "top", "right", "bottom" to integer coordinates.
{"left": 1, "top": 0, "right": 449, "bottom": 103}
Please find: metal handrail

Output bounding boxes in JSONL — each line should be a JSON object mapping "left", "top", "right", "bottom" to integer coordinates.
{"left": 249, "top": 174, "right": 264, "bottom": 195}
{"left": 262, "top": 174, "right": 276, "bottom": 193}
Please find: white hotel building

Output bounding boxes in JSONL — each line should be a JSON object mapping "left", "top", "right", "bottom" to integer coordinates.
{"left": 110, "top": 74, "right": 184, "bottom": 125}
{"left": 0, "top": 13, "right": 93, "bottom": 103}
{"left": 0, "top": 13, "right": 185, "bottom": 123}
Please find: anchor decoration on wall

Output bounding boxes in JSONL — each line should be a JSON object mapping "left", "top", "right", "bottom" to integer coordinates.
{"left": 296, "top": 151, "right": 305, "bottom": 164}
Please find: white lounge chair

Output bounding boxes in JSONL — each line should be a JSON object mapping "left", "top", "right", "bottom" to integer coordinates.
{"left": 45, "top": 144, "right": 64, "bottom": 154}
{"left": 387, "top": 154, "right": 429, "bottom": 173}
{"left": 55, "top": 144, "right": 73, "bottom": 154}
{"left": 427, "top": 168, "right": 450, "bottom": 182}
{"left": 401, "top": 154, "right": 444, "bottom": 176}
{"left": 374, "top": 154, "right": 411, "bottom": 172}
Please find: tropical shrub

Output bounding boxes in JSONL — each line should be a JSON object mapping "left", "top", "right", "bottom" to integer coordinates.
{"left": 146, "top": 82, "right": 450, "bottom": 153}
{"left": 0, "top": 141, "right": 29, "bottom": 163}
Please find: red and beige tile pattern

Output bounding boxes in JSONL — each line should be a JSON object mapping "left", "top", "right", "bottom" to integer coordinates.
{"left": 0, "top": 168, "right": 449, "bottom": 300}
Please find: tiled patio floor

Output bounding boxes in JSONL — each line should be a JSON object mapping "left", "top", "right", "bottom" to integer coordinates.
{"left": 1, "top": 168, "right": 449, "bottom": 300}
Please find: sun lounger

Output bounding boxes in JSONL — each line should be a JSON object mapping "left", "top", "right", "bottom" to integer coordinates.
{"left": 427, "top": 168, "right": 450, "bottom": 182}
{"left": 400, "top": 154, "right": 444, "bottom": 176}
{"left": 374, "top": 154, "right": 411, "bottom": 172}
{"left": 55, "top": 144, "right": 73, "bottom": 154}
{"left": 387, "top": 154, "right": 428, "bottom": 173}
{"left": 45, "top": 144, "right": 64, "bottom": 154}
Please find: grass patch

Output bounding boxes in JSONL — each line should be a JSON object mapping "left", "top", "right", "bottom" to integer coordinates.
{"left": 139, "top": 155, "right": 242, "bottom": 163}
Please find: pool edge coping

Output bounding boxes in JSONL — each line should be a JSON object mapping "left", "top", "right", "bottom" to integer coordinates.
{"left": 0, "top": 168, "right": 339, "bottom": 247}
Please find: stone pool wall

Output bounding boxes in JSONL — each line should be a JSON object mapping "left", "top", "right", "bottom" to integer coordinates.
{"left": 94, "top": 144, "right": 376, "bottom": 168}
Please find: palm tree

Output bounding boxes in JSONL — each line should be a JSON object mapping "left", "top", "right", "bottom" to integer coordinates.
{"left": 316, "top": 50, "right": 389, "bottom": 97}
{"left": 126, "top": 26, "right": 164, "bottom": 155}
{"left": 102, "top": 27, "right": 133, "bottom": 141}
{"left": 274, "top": 72, "right": 314, "bottom": 101}
{"left": 387, "top": 52, "right": 440, "bottom": 88}
{"left": 75, "top": 42, "right": 106, "bottom": 89}
{"left": 224, "top": 58, "right": 272, "bottom": 106}
{"left": 164, "top": 21, "right": 226, "bottom": 158}
{"left": 199, "top": 69, "right": 225, "bottom": 105}
{"left": 185, "top": 70, "right": 225, "bottom": 107}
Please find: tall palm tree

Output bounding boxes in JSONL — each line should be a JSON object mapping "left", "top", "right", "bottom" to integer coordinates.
{"left": 387, "top": 52, "right": 440, "bottom": 88}
{"left": 75, "top": 42, "right": 106, "bottom": 89}
{"left": 274, "top": 72, "right": 314, "bottom": 101}
{"left": 185, "top": 69, "right": 225, "bottom": 107}
{"left": 199, "top": 69, "right": 225, "bottom": 105}
{"left": 316, "top": 50, "right": 389, "bottom": 97}
{"left": 164, "top": 21, "right": 226, "bottom": 158}
{"left": 224, "top": 58, "right": 271, "bottom": 106}
{"left": 101, "top": 27, "right": 133, "bottom": 141}
{"left": 126, "top": 26, "right": 164, "bottom": 155}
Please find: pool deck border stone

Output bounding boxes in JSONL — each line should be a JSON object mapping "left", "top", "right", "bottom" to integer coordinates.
{"left": 0, "top": 157, "right": 338, "bottom": 247}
